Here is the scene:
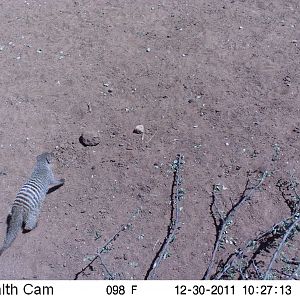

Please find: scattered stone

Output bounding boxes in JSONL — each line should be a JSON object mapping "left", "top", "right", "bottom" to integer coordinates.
{"left": 133, "top": 125, "right": 144, "bottom": 134}
{"left": 283, "top": 75, "right": 291, "bottom": 86}
{"left": 129, "top": 261, "right": 139, "bottom": 268}
{"left": 87, "top": 102, "right": 92, "bottom": 113}
{"left": 79, "top": 132, "right": 101, "bottom": 146}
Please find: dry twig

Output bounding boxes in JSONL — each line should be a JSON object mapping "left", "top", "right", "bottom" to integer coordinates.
{"left": 74, "top": 208, "right": 141, "bottom": 280}
{"left": 263, "top": 214, "right": 300, "bottom": 279}
{"left": 213, "top": 212, "right": 299, "bottom": 279}
{"left": 145, "top": 154, "right": 184, "bottom": 279}
{"left": 203, "top": 170, "right": 269, "bottom": 279}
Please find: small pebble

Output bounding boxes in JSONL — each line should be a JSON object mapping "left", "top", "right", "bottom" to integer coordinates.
{"left": 133, "top": 125, "right": 144, "bottom": 134}
{"left": 129, "top": 261, "right": 139, "bottom": 268}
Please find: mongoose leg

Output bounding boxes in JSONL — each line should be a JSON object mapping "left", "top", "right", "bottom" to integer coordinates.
{"left": 6, "top": 213, "right": 12, "bottom": 224}
{"left": 47, "top": 178, "right": 65, "bottom": 194}
{"left": 50, "top": 178, "right": 65, "bottom": 188}
{"left": 24, "top": 211, "right": 39, "bottom": 231}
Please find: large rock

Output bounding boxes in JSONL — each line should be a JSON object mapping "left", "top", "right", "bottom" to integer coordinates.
{"left": 79, "top": 132, "right": 101, "bottom": 146}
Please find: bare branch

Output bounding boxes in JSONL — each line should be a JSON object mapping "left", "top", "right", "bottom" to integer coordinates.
{"left": 203, "top": 170, "right": 269, "bottom": 279}
{"left": 214, "top": 212, "right": 299, "bottom": 279}
{"left": 74, "top": 208, "right": 141, "bottom": 280}
{"left": 145, "top": 154, "right": 184, "bottom": 280}
{"left": 263, "top": 214, "right": 300, "bottom": 279}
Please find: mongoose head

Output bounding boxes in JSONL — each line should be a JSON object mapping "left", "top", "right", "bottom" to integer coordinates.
{"left": 36, "top": 152, "right": 54, "bottom": 164}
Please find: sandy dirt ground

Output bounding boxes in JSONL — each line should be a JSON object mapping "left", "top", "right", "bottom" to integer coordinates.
{"left": 0, "top": 0, "right": 299, "bottom": 279}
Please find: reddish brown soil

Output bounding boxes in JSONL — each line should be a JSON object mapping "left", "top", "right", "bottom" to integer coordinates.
{"left": 0, "top": 0, "right": 299, "bottom": 279}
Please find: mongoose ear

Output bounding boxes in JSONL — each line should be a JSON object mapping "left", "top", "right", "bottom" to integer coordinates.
{"left": 45, "top": 153, "right": 54, "bottom": 164}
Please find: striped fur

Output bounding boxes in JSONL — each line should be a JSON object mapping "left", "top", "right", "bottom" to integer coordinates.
{"left": 0, "top": 152, "right": 64, "bottom": 256}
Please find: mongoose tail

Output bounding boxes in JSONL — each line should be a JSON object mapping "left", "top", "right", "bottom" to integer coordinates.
{"left": 0, "top": 206, "right": 23, "bottom": 256}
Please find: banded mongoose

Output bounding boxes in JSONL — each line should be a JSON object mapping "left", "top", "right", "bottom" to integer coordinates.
{"left": 0, "top": 152, "right": 64, "bottom": 256}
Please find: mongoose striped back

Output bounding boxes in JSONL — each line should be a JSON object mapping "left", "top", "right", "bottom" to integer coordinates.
{"left": 0, "top": 152, "right": 64, "bottom": 256}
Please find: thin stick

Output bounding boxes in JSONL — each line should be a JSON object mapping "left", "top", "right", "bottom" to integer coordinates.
{"left": 203, "top": 171, "right": 269, "bottom": 279}
{"left": 214, "top": 213, "right": 298, "bottom": 279}
{"left": 74, "top": 208, "right": 141, "bottom": 280}
{"left": 98, "top": 255, "right": 114, "bottom": 280}
{"left": 74, "top": 256, "right": 98, "bottom": 280}
{"left": 263, "top": 216, "right": 300, "bottom": 279}
{"left": 145, "top": 131, "right": 157, "bottom": 144}
{"left": 145, "top": 154, "right": 184, "bottom": 280}
{"left": 97, "top": 223, "right": 130, "bottom": 255}
{"left": 252, "top": 260, "right": 262, "bottom": 279}
{"left": 288, "top": 264, "right": 300, "bottom": 280}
